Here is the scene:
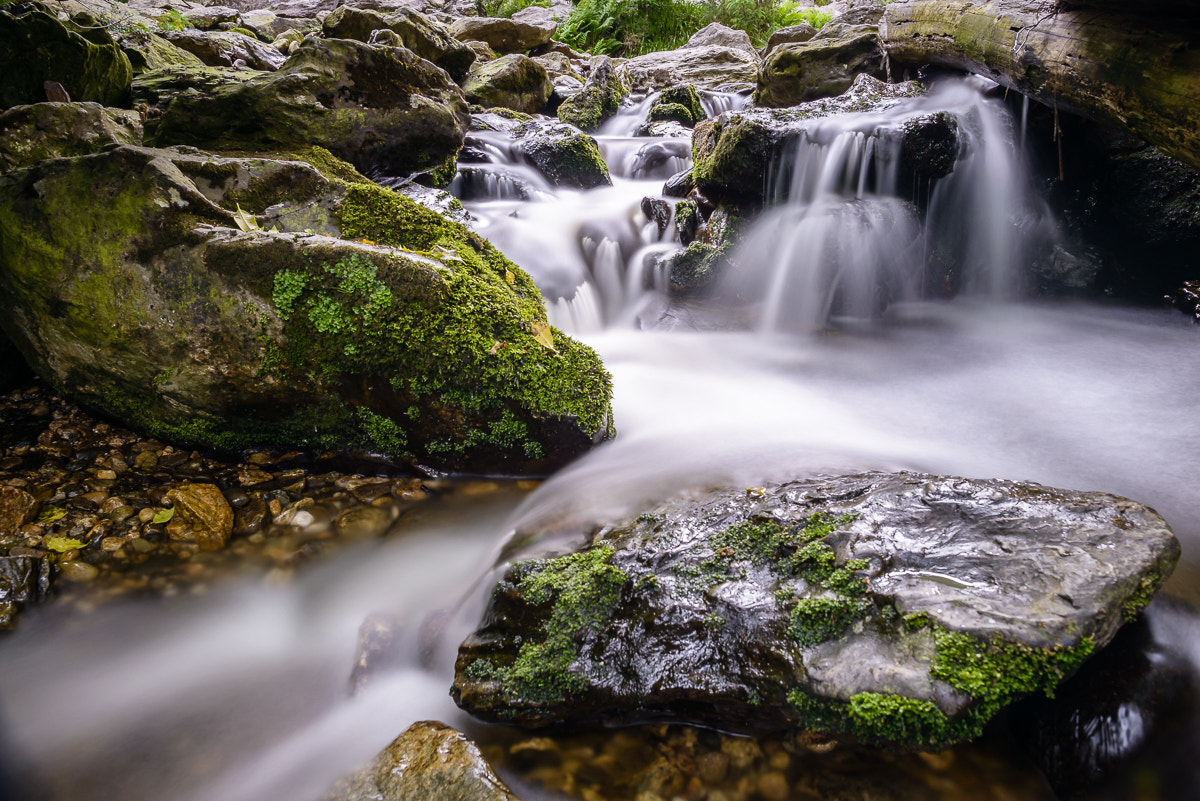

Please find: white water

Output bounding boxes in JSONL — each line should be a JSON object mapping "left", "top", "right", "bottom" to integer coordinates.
{"left": 3, "top": 78, "right": 1200, "bottom": 801}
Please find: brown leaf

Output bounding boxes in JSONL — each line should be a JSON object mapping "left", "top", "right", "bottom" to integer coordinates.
{"left": 530, "top": 320, "right": 557, "bottom": 353}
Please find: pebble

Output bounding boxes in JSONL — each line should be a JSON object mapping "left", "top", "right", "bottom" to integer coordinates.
{"left": 59, "top": 561, "right": 99, "bottom": 582}
{"left": 100, "top": 537, "right": 125, "bottom": 551}
{"left": 95, "top": 469, "right": 117, "bottom": 480}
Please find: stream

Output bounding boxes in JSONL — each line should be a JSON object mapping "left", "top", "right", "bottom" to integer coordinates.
{"left": 2, "top": 76, "right": 1200, "bottom": 801}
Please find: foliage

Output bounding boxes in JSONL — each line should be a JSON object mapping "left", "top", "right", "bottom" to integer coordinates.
{"left": 558, "top": 0, "right": 818, "bottom": 56}
{"left": 481, "top": 0, "right": 550, "bottom": 17}
{"left": 156, "top": 8, "right": 188, "bottom": 32}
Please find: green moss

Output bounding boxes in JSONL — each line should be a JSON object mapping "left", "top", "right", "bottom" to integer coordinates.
{"left": 903, "top": 611, "right": 931, "bottom": 631}
{"left": 473, "top": 547, "right": 629, "bottom": 704}
{"left": 656, "top": 84, "right": 704, "bottom": 123}
{"left": 647, "top": 102, "right": 694, "bottom": 126}
{"left": 358, "top": 406, "right": 408, "bottom": 454}
{"left": 846, "top": 692, "right": 950, "bottom": 746}
{"left": 931, "top": 627, "right": 1095, "bottom": 705}
{"left": 1121, "top": 572, "right": 1161, "bottom": 623}
{"left": 787, "top": 596, "right": 867, "bottom": 646}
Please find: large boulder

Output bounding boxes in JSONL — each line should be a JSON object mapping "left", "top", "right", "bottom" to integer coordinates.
{"left": 146, "top": 37, "right": 470, "bottom": 184}
{"left": 762, "top": 22, "right": 818, "bottom": 58}
{"left": 0, "top": 145, "right": 614, "bottom": 474}
{"left": 513, "top": 119, "right": 611, "bottom": 189}
{"left": 880, "top": 0, "right": 1200, "bottom": 171}
{"left": 755, "top": 25, "right": 886, "bottom": 107}
{"left": 115, "top": 29, "right": 207, "bottom": 74}
{"left": 323, "top": 721, "right": 518, "bottom": 801}
{"left": 162, "top": 28, "right": 287, "bottom": 71}
{"left": 448, "top": 16, "right": 556, "bottom": 54}
{"left": 132, "top": 63, "right": 264, "bottom": 111}
{"left": 619, "top": 44, "right": 760, "bottom": 93}
{"left": 685, "top": 21, "right": 756, "bottom": 54}
{"left": 462, "top": 53, "right": 552, "bottom": 115}
{"left": 0, "top": 102, "right": 142, "bottom": 171}
{"left": 453, "top": 472, "right": 1179, "bottom": 748}
{"left": 321, "top": 5, "right": 475, "bottom": 81}
{"left": 0, "top": 1, "right": 133, "bottom": 109}
{"left": 555, "top": 55, "right": 627, "bottom": 132}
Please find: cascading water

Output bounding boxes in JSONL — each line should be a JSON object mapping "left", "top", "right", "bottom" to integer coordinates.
{"left": 3, "top": 76, "right": 1200, "bottom": 801}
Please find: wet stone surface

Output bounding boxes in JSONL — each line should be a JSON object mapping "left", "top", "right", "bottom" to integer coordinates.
{"left": 0, "top": 381, "right": 537, "bottom": 623}
{"left": 453, "top": 472, "right": 1179, "bottom": 748}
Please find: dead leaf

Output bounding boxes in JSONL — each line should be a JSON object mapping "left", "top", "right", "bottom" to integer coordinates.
{"left": 489, "top": 341, "right": 507, "bottom": 355}
{"left": 233, "top": 203, "right": 260, "bottom": 232}
{"left": 530, "top": 320, "right": 557, "bottom": 353}
{"left": 505, "top": 269, "right": 516, "bottom": 286}
{"left": 359, "top": 238, "right": 375, "bottom": 245}
{"left": 432, "top": 245, "right": 462, "bottom": 262}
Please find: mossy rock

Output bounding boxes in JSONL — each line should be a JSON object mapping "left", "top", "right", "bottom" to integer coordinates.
{"left": 754, "top": 27, "right": 886, "bottom": 108}
{"left": 322, "top": 5, "right": 475, "bottom": 82}
{"left": 0, "top": 102, "right": 142, "bottom": 171}
{"left": 132, "top": 63, "right": 265, "bottom": 112}
{"left": 462, "top": 53, "right": 552, "bottom": 116}
{"left": 513, "top": 120, "right": 610, "bottom": 189}
{"left": 116, "top": 30, "right": 206, "bottom": 74}
{"left": 0, "top": 1, "right": 133, "bottom": 109}
{"left": 691, "top": 112, "right": 778, "bottom": 204}
{"left": 652, "top": 84, "right": 704, "bottom": 125}
{"left": 146, "top": 37, "right": 469, "bottom": 186}
{"left": 0, "top": 145, "right": 614, "bottom": 474}
{"left": 453, "top": 472, "right": 1179, "bottom": 747}
{"left": 556, "top": 55, "right": 627, "bottom": 132}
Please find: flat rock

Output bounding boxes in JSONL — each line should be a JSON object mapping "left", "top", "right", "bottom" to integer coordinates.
{"left": 162, "top": 28, "right": 286, "bottom": 70}
{"left": 0, "top": 101, "right": 142, "bottom": 171}
{"left": 619, "top": 44, "right": 759, "bottom": 93}
{"left": 453, "top": 471, "right": 1179, "bottom": 749}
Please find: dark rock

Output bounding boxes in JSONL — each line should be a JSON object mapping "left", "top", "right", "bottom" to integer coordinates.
{"left": 132, "top": 63, "right": 263, "bottom": 113}
{"left": 1171, "top": 280, "right": 1200, "bottom": 322}
{"left": 755, "top": 25, "right": 885, "bottom": 107}
{"left": 663, "top": 168, "right": 695, "bottom": 198}
{"left": 0, "top": 1, "right": 133, "bottom": 109}
{"left": 0, "top": 145, "right": 614, "bottom": 475}
{"left": 641, "top": 197, "right": 672, "bottom": 237}
{"left": 161, "top": 29, "right": 286, "bottom": 71}
{"left": 462, "top": 53, "right": 552, "bottom": 115}
{"left": 453, "top": 472, "right": 1178, "bottom": 748}
{"left": 899, "top": 111, "right": 959, "bottom": 181}
{"left": 663, "top": 240, "right": 725, "bottom": 294}
{"left": 448, "top": 15, "right": 556, "bottom": 54}
{"left": 322, "top": 721, "right": 519, "bottom": 801}
{"left": 648, "top": 84, "right": 704, "bottom": 127}
{"left": 513, "top": 119, "right": 611, "bottom": 189}
{"left": 321, "top": 5, "right": 475, "bottom": 82}
{"left": 146, "top": 37, "right": 470, "bottom": 184}
{"left": 556, "top": 55, "right": 627, "bottom": 132}
{"left": 0, "top": 555, "right": 51, "bottom": 630}
{"left": 0, "top": 102, "right": 142, "bottom": 171}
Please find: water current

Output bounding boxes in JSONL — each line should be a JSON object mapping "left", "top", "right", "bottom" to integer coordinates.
{"left": 2, "top": 76, "right": 1199, "bottom": 801}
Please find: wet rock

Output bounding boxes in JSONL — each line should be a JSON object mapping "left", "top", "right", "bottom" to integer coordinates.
{"left": 0, "top": 102, "right": 142, "bottom": 171}
{"left": 1171, "top": 280, "right": 1200, "bottom": 322}
{"left": 322, "top": 5, "right": 475, "bottom": 81}
{"left": 513, "top": 119, "right": 610, "bottom": 189}
{"left": 620, "top": 44, "right": 759, "bottom": 94}
{"left": 641, "top": 197, "right": 672, "bottom": 237}
{"left": 556, "top": 55, "right": 627, "bottom": 132}
{"left": 659, "top": 241, "right": 725, "bottom": 295}
{"left": 0, "top": 145, "right": 614, "bottom": 475}
{"left": 0, "top": 485, "right": 37, "bottom": 534}
{"left": 325, "top": 721, "right": 519, "bottom": 801}
{"left": 756, "top": 24, "right": 886, "bottom": 107}
{"left": 685, "top": 22, "right": 755, "bottom": 55}
{"left": 165, "top": 483, "right": 234, "bottom": 550}
{"left": 462, "top": 53, "right": 553, "bottom": 115}
{"left": 0, "top": 1, "right": 133, "bottom": 109}
{"left": 899, "top": 111, "right": 959, "bottom": 181}
{"left": 453, "top": 472, "right": 1179, "bottom": 749}
{"left": 762, "top": 22, "right": 818, "bottom": 58}
{"left": 147, "top": 36, "right": 470, "bottom": 183}
{"left": 0, "top": 554, "right": 50, "bottom": 629}
{"left": 448, "top": 16, "right": 555, "bottom": 55}
{"left": 662, "top": 167, "right": 694, "bottom": 198}
{"left": 647, "top": 84, "right": 704, "bottom": 127}
{"left": 161, "top": 29, "right": 286, "bottom": 71}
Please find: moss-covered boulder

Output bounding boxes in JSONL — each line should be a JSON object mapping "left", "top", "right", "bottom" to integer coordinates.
{"left": 462, "top": 53, "right": 552, "bottom": 115}
{"left": 556, "top": 55, "right": 627, "bottom": 132}
{"left": 132, "top": 63, "right": 264, "bottom": 113}
{"left": 147, "top": 37, "right": 470, "bottom": 185}
{"left": 651, "top": 84, "right": 705, "bottom": 125}
{"left": 161, "top": 29, "right": 286, "bottom": 71}
{"left": 0, "top": 145, "right": 614, "bottom": 474}
{"left": 0, "top": 102, "right": 142, "bottom": 171}
{"left": 448, "top": 16, "right": 556, "bottom": 55}
{"left": 322, "top": 5, "right": 476, "bottom": 81}
{"left": 452, "top": 472, "right": 1179, "bottom": 747}
{"left": 513, "top": 120, "right": 610, "bottom": 189}
{"left": 755, "top": 26, "right": 886, "bottom": 108}
{"left": 0, "top": 1, "right": 133, "bottom": 109}
{"left": 116, "top": 30, "right": 207, "bottom": 74}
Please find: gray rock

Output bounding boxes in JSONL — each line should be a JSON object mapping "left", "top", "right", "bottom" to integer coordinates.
{"left": 162, "top": 28, "right": 287, "bottom": 70}
{"left": 322, "top": 5, "right": 475, "bottom": 81}
{"left": 756, "top": 24, "right": 885, "bottom": 107}
{"left": 462, "top": 53, "right": 552, "bottom": 115}
{"left": 323, "top": 721, "right": 518, "bottom": 801}
{"left": 619, "top": 44, "right": 759, "bottom": 93}
{"left": 0, "top": 101, "right": 142, "bottom": 171}
{"left": 182, "top": 4, "right": 240, "bottom": 30}
{"left": 555, "top": 54, "right": 626, "bottom": 131}
{"left": 762, "top": 22, "right": 817, "bottom": 58}
{"left": 512, "top": 119, "right": 611, "bottom": 189}
{"left": 449, "top": 15, "right": 555, "bottom": 54}
{"left": 686, "top": 22, "right": 755, "bottom": 54}
{"left": 453, "top": 471, "right": 1178, "bottom": 749}
{"left": 116, "top": 28, "right": 207, "bottom": 73}
{"left": 237, "top": 9, "right": 281, "bottom": 39}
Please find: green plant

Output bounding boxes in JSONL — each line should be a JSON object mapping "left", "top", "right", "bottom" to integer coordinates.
{"left": 482, "top": 0, "right": 550, "bottom": 17}
{"left": 156, "top": 8, "right": 188, "bottom": 31}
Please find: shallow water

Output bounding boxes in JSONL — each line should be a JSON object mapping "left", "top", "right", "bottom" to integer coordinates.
{"left": 2, "top": 79, "right": 1199, "bottom": 801}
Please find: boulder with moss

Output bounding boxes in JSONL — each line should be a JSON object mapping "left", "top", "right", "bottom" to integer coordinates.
{"left": 132, "top": 63, "right": 264, "bottom": 113}
{"left": 162, "top": 28, "right": 286, "bottom": 71}
{"left": 755, "top": 25, "right": 885, "bottom": 107}
{"left": 0, "top": 102, "right": 142, "bottom": 171}
{"left": 448, "top": 16, "right": 555, "bottom": 54}
{"left": 0, "top": 145, "right": 614, "bottom": 474}
{"left": 462, "top": 53, "right": 552, "bottom": 115}
{"left": 115, "top": 29, "right": 207, "bottom": 74}
{"left": 452, "top": 472, "right": 1179, "bottom": 748}
{"left": 555, "top": 55, "right": 627, "bottom": 132}
{"left": 513, "top": 119, "right": 610, "bottom": 189}
{"left": 322, "top": 5, "right": 475, "bottom": 81}
{"left": 146, "top": 37, "right": 470, "bottom": 185}
{"left": 648, "top": 84, "right": 705, "bottom": 127}
{"left": 0, "top": 1, "right": 132, "bottom": 109}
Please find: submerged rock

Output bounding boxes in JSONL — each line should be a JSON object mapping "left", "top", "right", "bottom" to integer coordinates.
{"left": 323, "top": 721, "right": 519, "bottom": 801}
{"left": 0, "top": 102, "right": 142, "bottom": 171}
{"left": 0, "top": 145, "right": 613, "bottom": 474}
{"left": 453, "top": 472, "right": 1178, "bottom": 749}
{"left": 0, "top": 554, "right": 51, "bottom": 630}
{"left": 755, "top": 24, "right": 886, "bottom": 107}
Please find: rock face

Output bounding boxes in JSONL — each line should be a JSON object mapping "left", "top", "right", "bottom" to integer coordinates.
{"left": 620, "top": 44, "right": 760, "bottom": 92}
{"left": 0, "top": 1, "right": 133, "bottom": 109}
{"left": 0, "top": 102, "right": 142, "bottom": 171}
{"left": 147, "top": 37, "right": 470, "bottom": 184}
{"left": 755, "top": 25, "right": 885, "bottom": 107}
{"left": 321, "top": 5, "right": 475, "bottom": 81}
{"left": 453, "top": 472, "right": 1178, "bottom": 749}
{"left": 0, "top": 554, "right": 51, "bottom": 630}
{"left": 686, "top": 22, "right": 756, "bottom": 54}
{"left": 162, "top": 29, "right": 287, "bottom": 71}
{"left": 762, "top": 22, "right": 818, "bottom": 58}
{"left": 323, "top": 721, "right": 518, "bottom": 801}
{"left": 513, "top": 120, "right": 611, "bottom": 189}
{"left": 556, "top": 55, "right": 627, "bottom": 132}
{"left": 880, "top": 0, "right": 1200, "bottom": 171}
{"left": 448, "top": 16, "right": 556, "bottom": 54}
{"left": 462, "top": 53, "right": 552, "bottom": 115}
{"left": 0, "top": 145, "right": 614, "bottom": 475}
